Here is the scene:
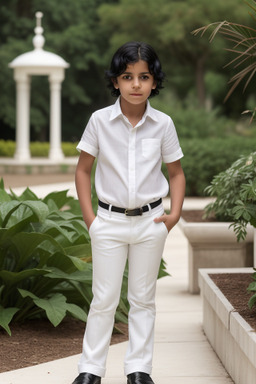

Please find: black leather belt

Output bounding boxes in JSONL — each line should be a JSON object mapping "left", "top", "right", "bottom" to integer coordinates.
{"left": 98, "top": 198, "right": 162, "bottom": 216}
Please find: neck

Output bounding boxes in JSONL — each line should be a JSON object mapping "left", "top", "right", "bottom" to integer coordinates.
{"left": 120, "top": 97, "right": 147, "bottom": 127}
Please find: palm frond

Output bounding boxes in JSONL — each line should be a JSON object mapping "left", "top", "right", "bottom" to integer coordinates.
{"left": 192, "top": 14, "right": 256, "bottom": 100}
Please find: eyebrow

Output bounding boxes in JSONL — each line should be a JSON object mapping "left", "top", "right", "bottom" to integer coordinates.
{"left": 123, "top": 71, "right": 150, "bottom": 75}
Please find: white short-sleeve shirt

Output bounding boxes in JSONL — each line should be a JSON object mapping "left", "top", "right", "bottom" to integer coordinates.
{"left": 77, "top": 97, "right": 183, "bottom": 209}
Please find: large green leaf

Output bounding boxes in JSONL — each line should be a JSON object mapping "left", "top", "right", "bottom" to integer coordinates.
{"left": 65, "top": 243, "right": 92, "bottom": 258}
{"left": 9, "top": 187, "right": 39, "bottom": 202}
{"left": 0, "top": 231, "right": 65, "bottom": 272}
{"left": 248, "top": 293, "right": 256, "bottom": 310}
{"left": 35, "top": 219, "right": 77, "bottom": 247}
{"left": 43, "top": 190, "right": 72, "bottom": 209}
{"left": 65, "top": 302, "right": 87, "bottom": 322}
{"left": 67, "top": 255, "right": 91, "bottom": 270}
{"left": 1, "top": 201, "right": 49, "bottom": 228}
{"left": 18, "top": 290, "right": 67, "bottom": 327}
{"left": 21, "top": 201, "right": 50, "bottom": 222}
{"left": 0, "top": 268, "right": 51, "bottom": 286}
{"left": 45, "top": 267, "right": 93, "bottom": 283}
{"left": 0, "top": 306, "right": 19, "bottom": 336}
{"left": 115, "top": 310, "right": 129, "bottom": 324}
{"left": 46, "top": 252, "right": 89, "bottom": 272}
{"left": 0, "top": 189, "right": 12, "bottom": 203}
{"left": 68, "top": 281, "right": 93, "bottom": 307}
{"left": 0, "top": 201, "right": 21, "bottom": 227}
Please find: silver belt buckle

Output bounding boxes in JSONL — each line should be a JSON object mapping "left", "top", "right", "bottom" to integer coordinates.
{"left": 125, "top": 207, "right": 143, "bottom": 216}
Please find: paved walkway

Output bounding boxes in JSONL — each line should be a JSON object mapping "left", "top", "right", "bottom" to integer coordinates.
{"left": 0, "top": 182, "right": 233, "bottom": 384}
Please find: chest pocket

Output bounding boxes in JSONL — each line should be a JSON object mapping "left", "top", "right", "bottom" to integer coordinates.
{"left": 142, "top": 139, "right": 161, "bottom": 160}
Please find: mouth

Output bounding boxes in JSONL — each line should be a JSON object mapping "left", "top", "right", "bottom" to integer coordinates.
{"left": 130, "top": 93, "right": 142, "bottom": 96}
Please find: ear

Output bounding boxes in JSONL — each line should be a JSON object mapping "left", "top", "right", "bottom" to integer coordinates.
{"left": 112, "top": 78, "right": 119, "bottom": 89}
{"left": 152, "top": 80, "right": 157, "bottom": 90}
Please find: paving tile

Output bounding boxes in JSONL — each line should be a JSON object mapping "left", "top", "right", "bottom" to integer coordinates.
{"left": 153, "top": 341, "right": 230, "bottom": 378}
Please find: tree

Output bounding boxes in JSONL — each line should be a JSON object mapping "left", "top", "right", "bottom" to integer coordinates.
{"left": 98, "top": 0, "right": 253, "bottom": 108}
{"left": 193, "top": 0, "right": 256, "bottom": 121}
{"left": 0, "top": 0, "right": 116, "bottom": 142}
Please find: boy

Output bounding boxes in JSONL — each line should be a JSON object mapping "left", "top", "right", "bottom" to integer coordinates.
{"left": 73, "top": 41, "right": 185, "bottom": 384}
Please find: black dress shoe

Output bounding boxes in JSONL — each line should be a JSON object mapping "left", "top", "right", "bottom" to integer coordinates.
{"left": 72, "top": 372, "right": 101, "bottom": 384}
{"left": 127, "top": 372, "right": 155, "bottom": 384}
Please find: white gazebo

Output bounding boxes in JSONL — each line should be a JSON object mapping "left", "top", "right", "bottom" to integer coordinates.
{"left": 9, "top": 12, "right": 69, "bottom": 161}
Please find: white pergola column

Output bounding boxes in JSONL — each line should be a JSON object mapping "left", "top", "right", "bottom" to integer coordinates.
{"left": 49, "top": 72, "right": 64, "bottom": 161}
{"left": 14, "top": 72, "right": 31, "bottom": 161}
{"left": 9, "top": 13, "right": 69, "bottom": 163}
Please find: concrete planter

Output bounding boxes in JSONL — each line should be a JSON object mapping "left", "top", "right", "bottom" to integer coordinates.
{"left": 178, "top": 217, "right": 254, "bottom": 293}
{"left": 199, "top": 268, "right": 256, "bottom": 384}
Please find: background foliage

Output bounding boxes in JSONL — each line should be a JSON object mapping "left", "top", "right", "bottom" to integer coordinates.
{"left": 1, "top": 0, "right": 256, "bottom": 143}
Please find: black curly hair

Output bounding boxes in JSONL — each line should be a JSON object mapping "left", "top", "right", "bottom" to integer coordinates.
{"left": 105, "top": 41, "right": 165, "bottom": 98}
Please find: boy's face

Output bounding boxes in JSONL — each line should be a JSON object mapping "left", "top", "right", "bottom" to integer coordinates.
{"left": 114, "top": 60, "right": 156, "bottom": 107}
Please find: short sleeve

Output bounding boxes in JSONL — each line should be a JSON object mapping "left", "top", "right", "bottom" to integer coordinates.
{"left": 162, "top": 118, "right": 183, "bottom": 163}
{"left": 76, "top": 113, "right": 99, "bottom": 157}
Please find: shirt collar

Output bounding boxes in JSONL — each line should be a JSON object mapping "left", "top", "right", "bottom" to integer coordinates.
{"left": 109, "top": 97, "right": 123, "bottom": 121}
{"left": 109, "top": 97, "right": 158, "bottom": 123}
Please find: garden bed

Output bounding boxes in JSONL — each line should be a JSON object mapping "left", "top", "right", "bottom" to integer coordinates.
{"left": 199, "top": 268, "right": 256, "bottom": 384}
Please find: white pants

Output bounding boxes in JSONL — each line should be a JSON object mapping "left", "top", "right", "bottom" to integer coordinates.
{"left": 78, "top": 203, "right": 168, "bottom": 377}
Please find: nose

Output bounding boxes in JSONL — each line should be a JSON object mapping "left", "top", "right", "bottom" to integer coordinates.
{"left": 132, "top": 77, "right": 141, "bottom": 88}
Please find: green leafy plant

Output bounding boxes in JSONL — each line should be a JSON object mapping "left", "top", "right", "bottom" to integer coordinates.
{"left": 0, "top": 179, "right": 130, "bottom": 335}
{"left": 0, "top": 140, "right": 78, "bottom": 157}
{"left": 247, "top": 269, "right": 256, "bottom": 309}
{"left": 204, "top": 152, "right": 256, "bottom": 241}
{"left": 0, "top": 179, "right": 93, "bottom": 335}
{"left": 0, "top": 178, "right": 169, "bottom": 335}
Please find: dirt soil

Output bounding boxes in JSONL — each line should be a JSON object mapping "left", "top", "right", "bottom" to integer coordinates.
{"left": 210, "top": 273, "right": 256, "bottom": 331}
{"left": 0, "top": 319, "right": 128, "bottom": 373}
{"left": 181, "top": 209, "right": 217, "bottom": 222}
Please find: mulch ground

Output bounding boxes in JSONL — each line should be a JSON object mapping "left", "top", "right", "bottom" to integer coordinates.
{"left": 210, "top": 273, "right": 256, "bottom": 331}
{"left": 0, "top": 319, "right": 128, "bottom": 373}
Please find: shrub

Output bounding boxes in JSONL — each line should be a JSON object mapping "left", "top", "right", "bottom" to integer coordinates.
{"left": 0, "top": 180, "right": 129, "bottom": 335}
{"left": 0, "top": 140, "right": 15, "bottom": 157}
{"left": 151, "top": 92, "right": 247, "bottom": 139}
{"left": 30, "top": 142, "right": 49, "bottom": 157}
{"left": 0, "top": 181, "right": 92, "bottom": 335}
{"left": 0, "top": 140, "right": 78, "bottom": 157}
{"left": 178, "top": 137, "right": 256, "bottom": 196}
{"left": 204, "top": 152, "right": 256, "bottom": 241}
{"left": 30, "top": 142, "right": 78, "bottom": 157}
{"left": 0, "top": 179, "right": 169, "bottom": 335}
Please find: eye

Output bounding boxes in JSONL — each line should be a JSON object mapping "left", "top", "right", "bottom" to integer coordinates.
{"left": 122, "top": 75, "right": 132, "bottom": 80}
{"left": 141, "top": 75, "right": 150, "bottom": 80}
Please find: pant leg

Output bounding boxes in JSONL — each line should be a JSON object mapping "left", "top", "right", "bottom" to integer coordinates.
{"left": 124, "top": 205, "right": 168, "bottom": 375}
{"left": 78, "top": 213, "right": 129, "bottom": 377}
